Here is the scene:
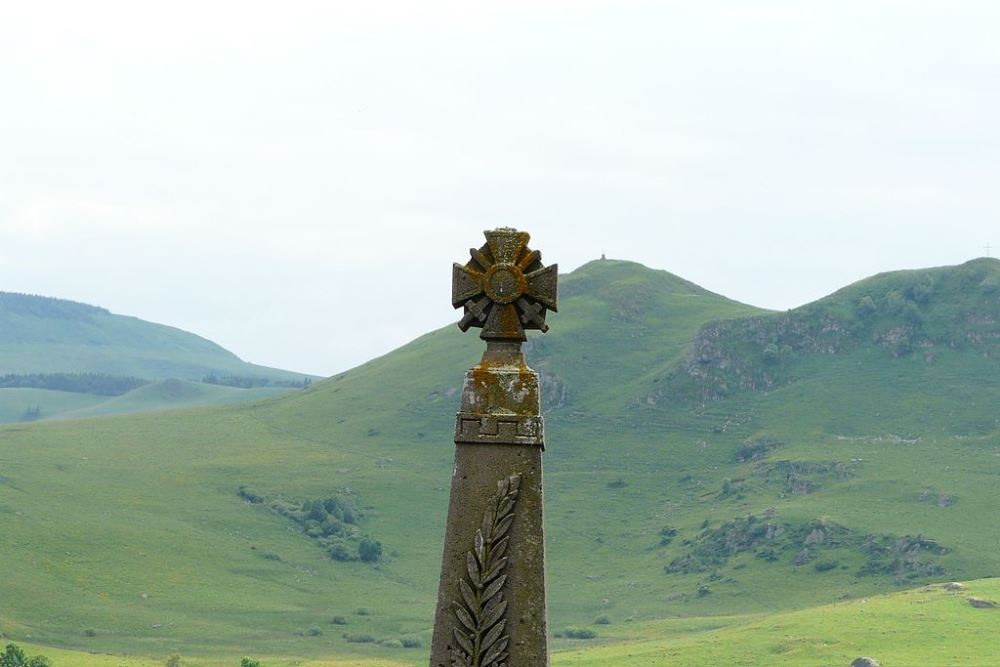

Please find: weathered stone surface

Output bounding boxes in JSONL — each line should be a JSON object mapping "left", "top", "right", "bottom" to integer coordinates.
{"left": 452, "top": 228, "right": 557, "bottom": 341}
{"left": 968, "top": 597, "right": 997, "bottom": 609}
{"left": 851, "top": 658, "right": 881, "bottom": 667}
{"left": 944, "top": 581, "right": 965, "bottom": 591}
{"left": 430, "top": 439, "right": 547, "bottom": 666}
{"left": 430, "top": 229, "right": 556, "bottom": 667}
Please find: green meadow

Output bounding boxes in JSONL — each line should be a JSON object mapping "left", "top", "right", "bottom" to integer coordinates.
{"left": 1, "top": 258, "right": 998, "bottom": 665}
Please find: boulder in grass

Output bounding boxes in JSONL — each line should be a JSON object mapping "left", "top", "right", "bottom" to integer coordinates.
{"left": 944, "top": 581, "right": 965, "bottom": 591}
{"left": 851, "top": 659, "right": 881, "bottom": 667}
{"left": 967, "top": 597, "right": 997, "bottom": 609}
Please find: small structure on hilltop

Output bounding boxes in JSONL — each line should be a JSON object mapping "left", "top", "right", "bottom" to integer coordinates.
{"left": 429, "top": 228, "right": 558, "bottom": 667}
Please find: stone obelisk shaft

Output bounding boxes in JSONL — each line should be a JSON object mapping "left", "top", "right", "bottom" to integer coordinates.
{"left": 430, "top": 342, "right": 548, "bottom": 667}
{"left": 432, "top": 228, "right": 556, "bottom": 667}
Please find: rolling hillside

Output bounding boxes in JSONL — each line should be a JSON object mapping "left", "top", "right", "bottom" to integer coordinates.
{"left": 0, "top": 258, "right": 998, "bottom": 665}
{"left": 0, "top": 292, "right": 315, "bottom": 421}
{"left": 0, "top": 292, "right": 310, "bottom": 380}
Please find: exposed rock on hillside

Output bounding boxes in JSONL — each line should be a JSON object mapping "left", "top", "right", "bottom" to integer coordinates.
{"left": 667, "top": 259, "right": 1000, "bottom": 401}
{"left": 851, "top": 658, "right": 881, "bottom": 667}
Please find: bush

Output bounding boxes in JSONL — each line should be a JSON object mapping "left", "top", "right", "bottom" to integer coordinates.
{"left": 606, "top": 478, "right": 627, "bottom": 489}
{"left": 83, "top": 630, "right": 96, "bottom": 638}
{"left": 165, "top": 655, "right": 181, "bottom": 667}
{"left": 237, "top": 486, "right": 265, "bottom": 504}
{"left": 343, "top": 633, "right": 376, "bottom": 644}
{"left": 329, "top": 541, "right": 357, "bottom": 562}
{"left": 400, "top": 637, "right": 423, "bottom": 649}
{"left": 697, "top": 584, "right": 711, "bottom": 597}
{"left": 25, "top": 658, "right": 49, "bottom": 667}
{"left": 563, "top": 627, "right": 597, "bottom": 639}
{"left": 814, "top": 559, "right": 839, "bottom": 572}
{"left": 380, "top": 640, "right": 402, "bottom": 649}
{"left": 593, "top": 615, "right": 611, "bottom": 625}
{"left": 355, "top": 607, "right": 373, "bottom": 616}
{"left": 358, "top": 538, "right": 382, "bottom": 563}
{"left": 1, "top": 644, "right": 27, "bottom": 667}
{"left": 329, "top": 615, "right": 348, "bottom": 625}
{"left": 240, "top": 658, "right": 260, "bottom": 667}
{"left": 756, "top": 548, "right": 779, "bottom": 562}
{"left": 658, "top": 527, "right": 677, "bottom": 547}
{"left": 305, "top": 626, "right": 322, "bottom": 636}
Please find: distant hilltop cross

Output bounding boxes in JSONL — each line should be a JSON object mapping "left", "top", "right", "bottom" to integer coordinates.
{"left": 987, "top": 242, "right": 992, "bottom": 258}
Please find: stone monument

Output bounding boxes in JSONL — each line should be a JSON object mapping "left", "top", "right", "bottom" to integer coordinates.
{"left": 429, "top": 228, "right": 558, "bottom": 667}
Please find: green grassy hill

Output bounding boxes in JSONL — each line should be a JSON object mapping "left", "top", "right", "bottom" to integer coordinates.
{"left": 9, "top": 577, "right": 998, "bottom": 667}
{"left": 0, "top": 292, "right": 315, "bottom": 422}
{"left": 556, "top": 577, "right": 1000, "bottom": 667}
{"left": 54, "top": 380, "right": 292, "bottom": 420}
{"left": 0, "top": 292, "right": 310, "bottom": 381}
{"left": 1, "top": 258, "right": 998, "bottom": 665}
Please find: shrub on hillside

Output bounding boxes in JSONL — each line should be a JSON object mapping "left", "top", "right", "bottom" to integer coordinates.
{"left": 328, "top": 540, "right": 358, "bottom": 562}
{"left": 237, "top": 485, "right": 265, "bottom": 504}
{"left": 239, "top": 487, "right": 385, "bottom": 564}
{"left": 658, "top": 527, "right": 678, "bottom": 547}
{"left": 1, "top": 647, "right": 51, "bottom": 667}
{"left": 1, "top": 644, "right": 27, "bottom": 667}
{"left": 358, "top": 537, "right": 382, "bottom": 562}
{"left": 561, "top": 627, "right": 597, "bottom": 639}
{"left": 734, "top": 438, "right": 781, "bottom": 462}
{"left": 814, "top": 559, "right": 839, "bottom": 572}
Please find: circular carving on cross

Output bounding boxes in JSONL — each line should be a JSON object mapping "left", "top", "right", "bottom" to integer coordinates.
{"left": 484, "top": 264, "right": 527, "bottom": 304}
{"left": 452, "top": 228, "right": 558, "bottom": 341}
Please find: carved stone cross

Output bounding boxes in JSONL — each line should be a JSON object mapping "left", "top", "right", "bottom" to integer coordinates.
{"left": 452, "top": 228, "right": 558, "bottom": 341}
{"left": 430, "top": 228, "right": 557, "bottom": 667}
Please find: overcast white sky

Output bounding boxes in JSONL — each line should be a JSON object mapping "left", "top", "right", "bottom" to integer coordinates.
{"left": 1, "top": 1, "right": 997, "bottom": 376}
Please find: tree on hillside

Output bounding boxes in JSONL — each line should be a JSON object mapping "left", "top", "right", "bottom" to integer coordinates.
{"left": 358, "top": 537, "right": 382, "bottom": 562}
{"left": 1, "top": 644, "right": 26, "bottom": 667}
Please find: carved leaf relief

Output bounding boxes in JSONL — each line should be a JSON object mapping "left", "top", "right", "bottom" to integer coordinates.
{"left": 451, "top": 474, "right": 521, "bottom": 667}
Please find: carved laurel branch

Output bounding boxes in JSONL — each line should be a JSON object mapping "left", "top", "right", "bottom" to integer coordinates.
{"left": 451, "top": 474, "right": 521, "bottom": 667}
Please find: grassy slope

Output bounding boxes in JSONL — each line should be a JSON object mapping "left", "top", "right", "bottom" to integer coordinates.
{"left": 0, "top": 389, "right": 107, "bottom": 422}
{"left": 556, "top": 577, "right": 1000, "bottom": 667}
{"left": 0, "top": 292, "right": 314, "bottom": 422}
{"left": 9, "top": 578, "right": 998, "bottom": 667}
{"left": 0, "top": 292, "right": 311, "bottom": 381}
{"left": 1, "top": 259, "right": 999, "bottom": 665}
{"left": 0, "top": 383, "right": 292, "bottom": 424}
{"left": 54, "top": 381, "right": 293, "bottom": 420}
